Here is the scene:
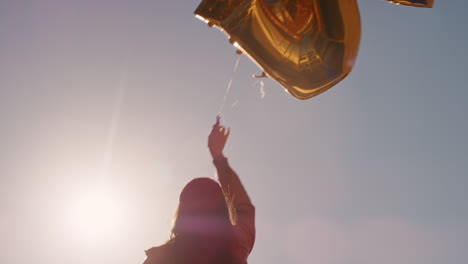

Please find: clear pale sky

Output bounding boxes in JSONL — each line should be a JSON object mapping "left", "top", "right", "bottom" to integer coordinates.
{"left": 1, "top": 0, "right": 467, "bottom": 264}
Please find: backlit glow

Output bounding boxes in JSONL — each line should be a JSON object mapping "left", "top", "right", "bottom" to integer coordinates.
{"left": 66, "top": 188, "right": 123, "bottom": 242}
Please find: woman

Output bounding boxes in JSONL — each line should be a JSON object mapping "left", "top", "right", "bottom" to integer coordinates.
{"left": 144, "top": 117, "right": 255, "bottom": 264}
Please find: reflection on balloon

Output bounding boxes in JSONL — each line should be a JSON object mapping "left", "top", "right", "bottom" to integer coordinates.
{"left": 195, "top": 0, "right": 434, "bottom": 100}
{"left": 385, "top": 0, "right": 434, "bottom": 8}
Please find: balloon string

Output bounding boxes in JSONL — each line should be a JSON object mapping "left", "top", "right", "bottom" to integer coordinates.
{"left": 218, "top": 56, "right": 241, "bottom": 115}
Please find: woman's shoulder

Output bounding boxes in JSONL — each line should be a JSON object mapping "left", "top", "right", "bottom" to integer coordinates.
{"left": 143, "top": 243, "right": 174, "bottom": 264}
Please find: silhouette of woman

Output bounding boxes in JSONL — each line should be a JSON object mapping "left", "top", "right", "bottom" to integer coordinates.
{"left": 143, "top": 116, "right": 255, "bottom": 264}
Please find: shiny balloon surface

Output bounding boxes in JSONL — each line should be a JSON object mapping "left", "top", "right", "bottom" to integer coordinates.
{"left": 385, "top": 0, "right": 433, "bottom": 8}
{"left": 195, "top": 0, "right": 433, "bottom": 99}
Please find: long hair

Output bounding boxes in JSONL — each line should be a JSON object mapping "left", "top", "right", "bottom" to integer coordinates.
{"left": 167, "top": 178, "right": 234, "bottom": 263}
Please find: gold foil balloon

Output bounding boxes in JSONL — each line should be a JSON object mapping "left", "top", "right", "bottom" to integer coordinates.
{"left": 194, "top": 0, "right": 245, "bottom": 26}
{"left": 195, "top": 0, "right": 433, "bottom": 100}
{"left": 196, "top": 0, "right": 360, "bottom": 100}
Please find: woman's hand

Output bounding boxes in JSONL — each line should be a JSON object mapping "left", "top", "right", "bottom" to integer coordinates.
{"left": 208, "top": 116, "right": 230, "bottom": 159}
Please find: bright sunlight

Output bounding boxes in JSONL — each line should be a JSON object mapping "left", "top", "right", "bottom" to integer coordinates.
{"left": 66, "top": 188, "right": 124, "bottom": 242}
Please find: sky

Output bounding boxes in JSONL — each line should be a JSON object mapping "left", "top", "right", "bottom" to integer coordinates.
{"left": 0, "top": 0, "right": 467, "bottom": 264}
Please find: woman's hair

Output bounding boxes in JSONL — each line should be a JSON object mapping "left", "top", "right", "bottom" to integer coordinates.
{"left": 171, "top": 177, "right": 232, "bottom": 239}
{"left": 166, "top": 178, "right": 234, "bottom": 263}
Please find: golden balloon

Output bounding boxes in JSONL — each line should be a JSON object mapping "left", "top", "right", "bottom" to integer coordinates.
{"left": 195, "top": 0, "right": 434, "bottom": 100}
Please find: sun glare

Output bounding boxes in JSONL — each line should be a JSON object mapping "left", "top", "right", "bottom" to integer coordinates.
{"left": 66, "top": 188, "right": 123, "bottom": 242}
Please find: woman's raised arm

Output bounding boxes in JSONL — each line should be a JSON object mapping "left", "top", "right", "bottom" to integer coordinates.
{"left": 208, "top": 117, "right": 255, "bottom": 261}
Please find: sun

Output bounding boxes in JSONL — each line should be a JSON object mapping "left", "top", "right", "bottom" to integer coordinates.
{"left": 66, "top": 188, "right": 123, "bottom": 242}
